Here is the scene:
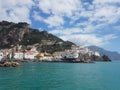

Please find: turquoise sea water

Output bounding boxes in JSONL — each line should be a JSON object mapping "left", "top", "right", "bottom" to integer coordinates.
{"left": 0, "top": 61, "right": 120, "bottom": 90}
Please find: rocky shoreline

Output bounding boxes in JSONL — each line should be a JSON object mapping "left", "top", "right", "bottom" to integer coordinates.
{"left": 0, "top": 61, "right": 20, "bottom": 67}
{"left": 0, "top": 56, "right": 112, "bottom": 67}
{"left": 0, "top": 58, "right": 110, "bottom": 65}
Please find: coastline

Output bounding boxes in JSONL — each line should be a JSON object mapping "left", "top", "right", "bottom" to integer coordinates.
{"left": 0, "top": 58, "right": 112, "bottom": 67}
{"left": 0, "top": 58, "right": 111, "bottom": 64}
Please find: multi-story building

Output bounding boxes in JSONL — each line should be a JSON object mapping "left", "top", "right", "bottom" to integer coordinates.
{"left": 0, "top": 51, "right": 3, "bottom": 61}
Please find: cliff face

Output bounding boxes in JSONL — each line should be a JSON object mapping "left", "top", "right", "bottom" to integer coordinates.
{"left": 88, "top": 46, "right": 120, "bottom": 60}
{"left": 0, "top": 21, "right": 30, "bottom": 48}
{"left": 0, "top": 21, "right": 74, "bottom": 53}
{"left": 0, "top": 21, "right": 111, "bottom": 62}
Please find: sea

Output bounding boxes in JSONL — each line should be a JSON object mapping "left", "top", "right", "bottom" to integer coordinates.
{"left": 0, "top": 61, "right": 120, "bottom": 90}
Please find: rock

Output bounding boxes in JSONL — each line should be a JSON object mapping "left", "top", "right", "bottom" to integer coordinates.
{"left": 3, "top": 62, "right": 12, "bottom": 67}
{"left": 0, "top": 61, "right": 20, "bottom": 67}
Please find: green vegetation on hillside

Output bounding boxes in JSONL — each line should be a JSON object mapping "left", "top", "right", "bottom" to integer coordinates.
{"left": 0, "top": 21, "right": 74, "bottom": 53}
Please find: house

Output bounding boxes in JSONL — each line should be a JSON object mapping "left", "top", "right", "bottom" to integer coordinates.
{"left": 13, "top": 46, "right": 39, "bottom": 60}
{"left": 24, "top": 47, "right": 39, "bottom": 60}
{"left": 53, "top": 51, "right": 64, "bottom": 59}
{"left": 0, "top": 51, "right": 3, "bottom": 61}
{"left": 14, "top": 52, "right": 24, "bottom": 60}
{"left": 36, "top": 52, "right": 53, "bottom": 61}
{"left": 94, "top": 51, "right": 100, "bottom": 56}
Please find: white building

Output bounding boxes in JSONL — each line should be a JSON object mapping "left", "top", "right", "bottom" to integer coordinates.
{"left": 0, "top": 51, "right": 3, "bottom": 61}
{"left": 94, "top": 51, "right": 100, "bottom": 56}
{"left": 14, "top": 52, "right": 24, "bottom": 60}
{"left": 71, "top": 45, "right": 89, "bottom": 54}
{"left": 24, "top": 48, "right": 39, "bottom": 60}
{"left": 53, "top": 51, "right": 63, "bottom": 59}
{"left": 88, "top": 51, "right": 100, "bottom": 57}
{"left": 13, "top": 51, "right": 39, "bottom": 60}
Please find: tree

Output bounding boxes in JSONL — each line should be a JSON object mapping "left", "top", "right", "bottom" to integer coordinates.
{"left": 102, "top": 55, "right": 111, "bottom": 61}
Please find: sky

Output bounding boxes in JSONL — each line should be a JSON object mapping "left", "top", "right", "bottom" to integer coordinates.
{"left": 0, "top": 0, "right": 120, "bottom": 52}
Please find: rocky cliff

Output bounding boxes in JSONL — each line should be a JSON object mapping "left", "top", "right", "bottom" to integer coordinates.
{"left": 0, "top": 21, "right": 74, "bottom": 53}
{"left": 0, "top": 21, "right": 111, "bottom": 62}
{"left": 88, "top": 46, "right": 120, "bottom": 60}
{"left": 0, "top": 21, "right": 30, "bottom": 48}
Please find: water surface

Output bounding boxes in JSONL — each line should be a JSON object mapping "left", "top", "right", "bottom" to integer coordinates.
{"left": 0, "top": 61, "right": 120, "bottom": 90}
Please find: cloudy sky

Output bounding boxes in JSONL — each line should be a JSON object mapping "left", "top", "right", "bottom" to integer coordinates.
{"left": 0, "top": 0, "right": 120, "bottom": 52}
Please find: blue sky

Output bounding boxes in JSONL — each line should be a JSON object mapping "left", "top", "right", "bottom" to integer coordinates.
{"left": 0, "top": 0, "right": 120, "bottom": 52}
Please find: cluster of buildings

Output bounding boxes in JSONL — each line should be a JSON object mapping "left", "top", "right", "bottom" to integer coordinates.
{"left": 0, "top": 45, "right": 100, "bottom": 61}
{"left": 0, "top": 45, "right": 39, "bottom": 61}
{"left": 52, "top": 45, "right": 100, "bottom": 60}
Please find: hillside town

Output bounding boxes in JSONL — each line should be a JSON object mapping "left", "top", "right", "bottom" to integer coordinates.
{"left": 0, "top": 44, "right": 101, "bottom": 63}
{"left": 0, "top": 21, "right": 111, "bottom": 65}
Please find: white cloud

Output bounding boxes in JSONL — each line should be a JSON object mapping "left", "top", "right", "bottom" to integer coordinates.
{"left": 33, "top": 11, "right": 44, "bottom": 21}
{"left": 33, "top": 12, "right": 64, "bottom": 27}
{"left": 72, "top": 0, "right": 120, "bottom": 33}
{"left": 50, "top": 27, "right": 117, "bottom": 46}
{"left": 60, "top": 34, "right": 102, "bottom": 46}
{"left": 103, "top": 34, "right": 117, "bottom": 41}
{"left": 44, "top": 15, "right": 64, "bottom": 27}
{"left": 33, "top": 0, "right": 82, "bottom": 27}
{"left": 1, "top": 0, "right": 119, "bottom": 47}
{"left": 93, "top": 0, "right": 120, "bottom": 4}
{"left": 90, "top": 5, "right": 120, "bottom": 25}
{"left": 50, "top": 26, "right": 96, "bottom": 35}
{"left": 60, "top": 34, "right": 117, "bottom": 46}
{"left": 34, "top": 0, "right": 120, "bottom": 32}
{"left": 38, "top": 0, "right": 81, "bottom": 17}
{"left": 50, "top": 28, "right": 83, "bottom": 35}
{"left": 0, "top": 0, "right": 34, "bottom": 23}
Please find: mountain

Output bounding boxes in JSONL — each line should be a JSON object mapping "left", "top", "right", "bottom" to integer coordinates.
{"left": 88, "top": 46, "right": 120, "bottom": 60}
{"left": 0, "top": 21, "right": 75, "bottom": 53}
{"left": 0, "top": 21, "right": 111, "bottom": 62}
